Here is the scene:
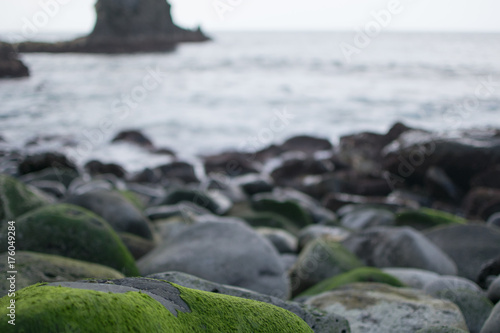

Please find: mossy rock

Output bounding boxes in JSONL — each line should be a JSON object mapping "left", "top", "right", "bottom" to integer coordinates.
{"left": 119, "top": 190, "right": 146, "bottom": 211}
{"left": 0, "top": 174, "right": 48, "bottom": 222}
{"left": 290, "top": 237, "right": 363, "bottom": 297}
{"left": 396, "top": 208, "right": 466, "bottom": 230}
{"left": 0, "top": 204, "right": 138, "bottom": 276}
{"left": 241, "top": 212, "right": 301, "bottom": 235}
{"left": 0, "top": 281, "right": 314, "bottom": 332}
{"left": 297, "top": 267, "right": 406, "bottom": 298}
{"left": 251, "top": 198, "right": 312, "bottom": 229}
{"left": 0, "top": 251, "right": 124, "bottom": 296}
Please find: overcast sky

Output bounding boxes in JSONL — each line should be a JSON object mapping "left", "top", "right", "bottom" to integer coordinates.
{"left": 0, "top": 0, "right": 499, "bottom": 34}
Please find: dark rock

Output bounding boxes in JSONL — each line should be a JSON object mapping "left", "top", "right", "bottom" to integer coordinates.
{"left": 322, "top": 192, "right": 416, "bottom": 212}
{"left": 28, "top": 180, "right": 66, "bottom": 198}
{"left": 203, "top": 151, "right": 260, "bottom": 177}
{"left": 463, "top": 187, "right": 500, "bottom": 220}
{"left": 0, "top": 42, "right": 29, "bottom": 78}
{"left": 146, "top": 271, "right": 350, "bottom": 333}
{"left": 65, "top": 189, "right": 154, "bottom": 240}
{"left": 84, "top": 160, "right": 127, "bottom": 178}
{"left": 425, "top": 166, "right": 464, "bottom": 202}
{"left": 256, "top": 228, "right": 298, "bottom": 254}
{"left": 0, "top": 251, "right": 124, "bottom": 296}
{"left": 111, "top": 129, "right": 153, "bottom": 148}
{"left": 117, "top": 232, "right": 155, "bottom": 260}
{"left": 487, "top": 276, "right": 500, "bottom": 303}
{"left": 480, "top": 302, "right": 500, "bottom": 333}
{"left": 252, "top": 194, "right": 313, "bottom": 229}
{"left": 424, "top": 224, "right": 500, "bottom": 281}
{"left": 240, "top": 212, "right": 301, "bottom": 236}
{"left": 471, "top": 165, "right": 500, "bottom": 189}
{"left": 162, "top": 188, "right": 232, "bottom": 215}
{"left": 487, "top": 212, "right": 500, "bottom": 228}
{"left": 18, "top": 152, "right": 77, "bottom": 175}
{"left": 238, "top": 174, "right": 274, "bottom": 196}
{"left": 156, "top": 161, "right": 198, "bottom": 183}
{"left": 280, "top": 135, "right": 333, "bottom": 155}
{"left": 270, "top": 157, "right": 333, "bottom": 187}
{"left": 342, "top": 226, "right": 458, "bottom": 275}
{"left": 137, "top": 220, "right": 290, "bottom": 298}
{"left": 477, "top": 256, "right": 500, "bottom": 289}
{"left": 17, "top": 0, "right": 209, "bottom": 54}
{"left": 0, "top": 204, "right": 138, "bottom": 276}
{"left": 144, "top": 202, "right": 213, "bottom": 221}
{"left": 254, "top": 144, "right": 286, "bottom": 163}
{"left": 129, "top": 167, "right": 162, "bottom": 184}
{"left": 20, "top": 167, "right": 80, "bottom": 188}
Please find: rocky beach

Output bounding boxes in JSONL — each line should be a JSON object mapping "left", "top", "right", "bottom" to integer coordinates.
{"left": 1, "top": 123, "right": 500, "bottom": 332}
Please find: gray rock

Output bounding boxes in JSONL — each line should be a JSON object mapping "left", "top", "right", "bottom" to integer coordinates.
{"left": 138, "top": 220, "right": 290, "bottom": 299}
{"left": 298, "top": 225, "right": 351, "bottom": 251}
{"left": 305, "top": 283, "right": 468, "bottom": 333}
{"left": 257, "top": 227, "right": 298, "bottom": 254}
{"left": 342, "top": 226, "right": 458, "bottom": 275}
{"left": 424, "top": 225, "right": 500, "bottom": 281}
{"left": 162, "top": 188, "right": 232, "bottom": 215}
{"left": 144, "top": 203, "right": 213, "bottom": 221}
{"left": 416, "top": 327, "right": 469, "bottom": 333}
{"left": 382, "top": 268, "right": 441, "bottom": 289}
{"left": 481, "top": 302, "right": 500, "bottom": 333}
{"left": 147, "top": 271, "right": 350, "bottom": 333}
{"left": 65, "top": 189, "right": 154, "bottom": 240}
{"left": 487, "top": 275, "right": 500, "bottom": 303}
{"left": 340, "top": 208, "right": 396, "bottom": 231}
{"left": 281, "top": 254, "right": 298, "bottom": 272}
{"left": 487, "top": 212, "right": 500, "bottom": 228}
{"left": 424, "top": 276, "right": 483, "bottom": 295}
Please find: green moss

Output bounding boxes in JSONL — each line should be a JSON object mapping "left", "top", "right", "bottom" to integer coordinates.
{"left": 0, "top": 251, "right": 125, "bottom": 296}
{"left": 297, "top": 267, "right": 406, "bottom": 298}
{"left": 119, "top": 190, "right": 145, "bottom": 211}
{"left": 251, "top": 198, "right": 312, "bottom": 229}
{"left": 0, "top": 174, "right": 48, "bottom": 223}
{"left": 0, "top": 204, "right": 138, "bottom": 276}
{"left": 396, "top": 208, "right": 466, "bottom": 230}
{"left": 0, "top": 283, "right": 313, "bottom": 332}
{"left": 241, "top": 212, "right": 300, "bottom": 235}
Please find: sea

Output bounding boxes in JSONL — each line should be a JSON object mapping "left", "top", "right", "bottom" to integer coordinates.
{"left": 1, "top": 31, "right": 499, "bottom": 172}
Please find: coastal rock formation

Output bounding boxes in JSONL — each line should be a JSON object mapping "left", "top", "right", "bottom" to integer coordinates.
{"left": 17, "top": 0, "right": 209, "bottom": 53}
{"left": 0, "top": 42, "right": 29, "bottom": 78}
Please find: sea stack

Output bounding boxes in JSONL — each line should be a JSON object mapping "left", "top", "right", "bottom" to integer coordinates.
{"left": 0, "top": 42, "right": 29, "bottom": 78}
{"left": 17, "top": 0, "right": 209, "bottom": 53}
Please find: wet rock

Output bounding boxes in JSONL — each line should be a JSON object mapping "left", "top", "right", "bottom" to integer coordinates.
{"left": 112, "top": 129, "right": 154, "bottom": 148}
{"left": 256, "top": 228, "right": 298, "bottom": 254}
{"left": 0, "top": 204, "right": 138, "bottom": 275}
{"left": 297, "top": 267, "right": 405, "bottom": 299}
{"left": 0, "top": 42, "right": 29, "bottom": 78}
{"left": 425, "top": 166, "right": 464, "bottom": 202}
{"left": 17, "top": 0, "right": 209, "bottom": 54}
{"left": 145, "top": 202, "right": 213, "bottom": 221}
{"left": 162, "top": 188, "right": 232, "bottom": 215}
{"left": 0, "top": 278, "right": 312, "bottom": 333}
{"left": 270, "top": 157, "right": 333, "bottom": 187}
{"left": 306, "top": 283, "right": 468, "bottom": 333}
{"left": 146, "top": 271, "right": 350, "bottom": 333}
{"left": 424, "top": 224, "right": 500, "bottom": 281}
{"left": 487, "top": 276, "right": 500, "bottom": 303}
{"left": 322, "top": 192, "right": 416, "bottom": 213}
{"left": 478, "top": 256, "right": 500, "bottom": 289}
{"left": 382, "top": 268, "right": 440, "bottom": 290}
{"left": 463, "top": 187, "right": 500, "bottom": 220}
{"left": 203, "top": 151, "right": 260, "bottom": 177}
{"left": 65, "top": 189, "right": 154, "bottom": 240}
{"left": 471, "top": 165, "right": 500, "bottom": 189}
{"left": 156, "top": 161, "right": 199, "bottom": 184}
{"left": 280, "top": 135, "right": 333, "bottom": 155}
{"left": 19, "top": 166, "right": 79, "bottom": 188}
{"left": 125, "top": 182, "right": 166, "bottom": 206}
{"left": 238, "top": 174, "right": 274, "bottom": 196}
{"left": 298, "top": 225, "right": 351, "bottom": 251}
{"left": 340, "top": 207, "right": 396, "bottom": 231}
{"left": 138, "top": 220, "right": 290, "bottom": 299}
{"left": 342, "top": 226, "right": 458, "bottom": 275}
{"left": 481, "top": 302, "right": 500, "bottom": 333}
{"left": 395, "top": 208, "right": 467, "bottom": 231}
{"left": 289, "top": 238, "right": 363, "bottom": 297}
{"left": 84, "top": 160, "right": 127, "bottom": 178}
{"left": 18, "top": 152, "right": 77, "bottom": 175}
{"left": 252, "top": 194, "right": 313, "bottom": 229}
{"left": 0, "top": 174, "right": 48, "bottom": 222}
{"left": 0, "top": 251, "right": 124, "bottom": 296}
{"left": 27, "top": 180, "right": 66, "bottom": 198}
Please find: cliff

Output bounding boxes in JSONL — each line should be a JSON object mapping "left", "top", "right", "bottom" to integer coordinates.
{"left": 17, "top": 0, "right": 209, "bottom": 54}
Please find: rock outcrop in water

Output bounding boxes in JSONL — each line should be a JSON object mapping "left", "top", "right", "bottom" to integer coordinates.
{"left": 17, "top": 0, "right": 209, "bottom": 53}
{"left": 0, "top": 42, "right": 29, "bottom": 78}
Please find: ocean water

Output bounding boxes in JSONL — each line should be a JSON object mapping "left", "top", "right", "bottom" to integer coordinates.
{"left": 1, "top": 31, "right": 500, "bottom": 171}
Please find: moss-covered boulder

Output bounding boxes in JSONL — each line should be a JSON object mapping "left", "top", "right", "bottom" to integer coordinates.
{"left": 251, "top": 197, "right": 312, "bottom": 229}
{"left": 0, "top": 251, "right": 124, "bottom": 296}
{"left": 290, "top": 237, "right": 363, "bottom": 297}
{"left": 241, "top": 212, "right": 301, "bottom": 235}
{"left": 0, "top": 279, "right": 314, "bottom": 332}
{"left": 297, "top": 267, "right": 405, "bottom": 298}
{"left": 0, "top": 174, "right": 48, "bottom": 222}
{"left": 0, "top": 204, "right": 138, "bottom": 276}
{"left": 396, "top": 208, "right": 466, "bottom": 230}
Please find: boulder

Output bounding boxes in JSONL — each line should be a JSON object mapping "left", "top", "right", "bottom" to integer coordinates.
{"left": 18, "top": 152, "right": 77, "bottom": 175}
{"left": 112, "top": 129, "right": 154, "bottom": 148}
{"left": 0, "top": 279, "right": 313, "bottom": 332}
{"left": 280, "top": 135, "right": 333, "bottom": 155}
{"left": 270, "top": 157, "right": 333, "bottom": 187}
{"left": 0, "top": 42, "right": 29, "bottom": 78}
{"left": 305, "top": 283, "right": 468, "bottom": 333}
{"left": 0, "top": 204, "right": 138, "bottom": 276}
{"left": 156, "top": 161, "right": 199, "bottom": 184}
{"left": 65, "top": 189, "right": 154, "bottom": 240}
{"left": 481, "top": 302, "right": 500, "bottom": 333}
{"left": 0, "top": 251, "right": 124, "bottom": 296}
{"left": 17, "top": 0, "right": 209, "bottom": 53}
{"left": 256, "top": 228, "right": 298, "bottom": 254}
{"left": 138, "top": 220, "right": 290, "bottom": 299}
{"left": 487, "top": 276, "right": 500, "bottom": 303}
{"left": 424, "top": 224, "right": 500, "bottom": 281}
{"left": 342, "top": 226, "right": 458, "bottom": 275}
{"left": 147, "top": 271, "right": 350, "bottom": 333}
{"left": 463, "top": 187, "right": 500, "bottom": 220}
{"left": 203, "top": 151, "right": 260, "bottom": 177}
{"left": 289, "top": 238, "right": 363, "bottom": 296}
{"left": 0, "top": 174, "right": 48, "bottom": 222}
{"left": 84, "top": 160, "right": 127, "bottom": 178}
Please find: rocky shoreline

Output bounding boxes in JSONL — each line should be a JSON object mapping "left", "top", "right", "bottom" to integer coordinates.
{"left": 1, "top": 122, "right": 500, "bottom": 332}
